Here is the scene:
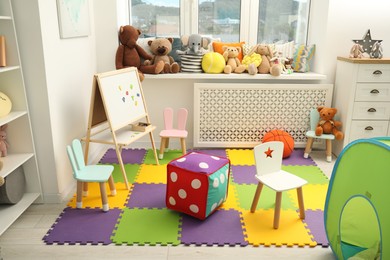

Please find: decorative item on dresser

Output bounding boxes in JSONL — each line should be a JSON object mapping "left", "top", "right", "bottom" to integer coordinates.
{"left": 333, "top": 57, "right": 390, "bottom": 156}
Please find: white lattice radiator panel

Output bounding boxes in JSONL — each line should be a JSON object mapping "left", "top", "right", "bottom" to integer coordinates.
{"left": 194, "top": 83, "right": 333, "bottom": 148}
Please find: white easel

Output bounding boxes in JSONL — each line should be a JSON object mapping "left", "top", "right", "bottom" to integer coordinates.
{"left": 82, "top": 67, "right": 159, "bottom": 190}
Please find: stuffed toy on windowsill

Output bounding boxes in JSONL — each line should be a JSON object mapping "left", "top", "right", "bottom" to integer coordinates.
{"left": 115, "top": 25, "right": 164, "bottom": 81}
{"left": 222, "top": 46, "right": 246, "bottom": 74}
{"left": 144, "top": 38, "right": 180, "bottom": 73}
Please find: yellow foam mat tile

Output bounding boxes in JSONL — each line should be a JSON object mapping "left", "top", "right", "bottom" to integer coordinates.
{"left": 67, "top": 182, "right": 130, "bottom": 209}
{"left": 226, "top": 149, "right": 255, "bottom": 166}
{"left": 220, "top": 182, "right": 240, "bottom": 210}
{"left": 135, "top": 164, "right": 167, "bottom": 184}
{"left": 287, "top": 184, "right": 328, "bottom": 211}
{"left": 242, "top": 209, "right": 316, "bottom": 247}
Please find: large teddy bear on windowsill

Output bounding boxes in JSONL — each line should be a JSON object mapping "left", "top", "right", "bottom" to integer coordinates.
{"left": 115, "top": 25, "right": 164, "bottom": 81}
{"left": 145, "top": 38, "right": 180, "bottom": 73}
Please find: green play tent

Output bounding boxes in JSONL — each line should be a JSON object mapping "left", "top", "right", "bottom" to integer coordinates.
{"left": 324, "top": 137, "right": 390, "bottom": 259}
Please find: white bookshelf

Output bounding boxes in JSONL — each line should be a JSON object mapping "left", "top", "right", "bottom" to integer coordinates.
{"left": 0, "top": 0, "right": 42, "bottom": 236}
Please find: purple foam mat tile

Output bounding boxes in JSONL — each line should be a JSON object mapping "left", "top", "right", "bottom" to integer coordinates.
{"left": 283, "top": 149, "right": 316, "bottom": 166}
{"left": 99, "top": 148, "right": 147, "bottom": 164}
{"left": 188, "top": 149, "right": 228, "bottom": 158}
{"left": 43, "top": 207, "right": 121, "bottom": 245}
{"left": 126, "top": 183, "right": 167, "bottom": 209}
{"left": 180, "top": 209, "right": 248, "bottom": 246}
{"left": 302, "top": 209, "right": 329, "bottom": 247}
{"left": 231, "top": 165, "right": 257, "bottom": 185}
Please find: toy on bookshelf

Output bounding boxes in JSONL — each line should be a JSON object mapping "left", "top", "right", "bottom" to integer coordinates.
{"left": 0, "top": 124, "right": 9, "bottom": 157}
{"left": 0, "top": 92, "right": 12, "bottom": 117}
{"left": 0, "top": 35, "right": 6, "bottom": 67}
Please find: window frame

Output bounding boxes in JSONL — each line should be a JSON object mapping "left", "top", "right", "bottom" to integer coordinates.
{"left": 126, "top": 0, "right": 310, "bottom": 45}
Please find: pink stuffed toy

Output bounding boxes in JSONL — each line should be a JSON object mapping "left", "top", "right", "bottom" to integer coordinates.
{"left": 0, "top": 124, "right": 9, "bottom": 157}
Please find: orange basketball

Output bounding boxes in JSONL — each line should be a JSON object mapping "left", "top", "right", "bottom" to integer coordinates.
{"left": 262, "top": 130, "right": 294, "bottom": 158}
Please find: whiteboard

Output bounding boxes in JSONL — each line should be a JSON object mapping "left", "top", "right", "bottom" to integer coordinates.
{"left": 96, "top": 68, "right": 147, "bottom": 130}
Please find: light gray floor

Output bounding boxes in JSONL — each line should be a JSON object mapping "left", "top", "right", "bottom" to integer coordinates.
{"left": 0, "top": 150, "right": 337, "bottom": 260}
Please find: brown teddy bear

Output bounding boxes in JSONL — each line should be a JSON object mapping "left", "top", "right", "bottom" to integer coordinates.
{"left": 222, "top": 46, "right": 246, "bottom": 74}
{"left": 115, "top": 25, "right": 164, "bottom": 81}
{"left": 315, "top": 106, "right": 344, "bottom": 140}
{"left": 145, "top": 38, "right": 180, "bottom": 73}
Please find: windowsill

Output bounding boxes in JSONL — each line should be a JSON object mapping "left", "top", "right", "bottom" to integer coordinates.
{"left": 144, "top": 72, "right": 326, "bottom": 80}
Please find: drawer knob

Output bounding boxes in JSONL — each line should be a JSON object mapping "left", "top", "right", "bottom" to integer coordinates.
{"left": 370, "top": 89, "right": 380, "bottom": 94}
{"left": 367, "top": 108, "right": 377, "bottom": 112}
{"left": 365, "top": 126, "right": 374, "bottom": 131}
{"left": 373, "top": 70, "right": 383, "bottom": 75}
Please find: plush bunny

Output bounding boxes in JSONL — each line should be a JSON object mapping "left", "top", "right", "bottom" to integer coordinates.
{"left": 349, "top": 43, "right": 364, "bottom": 58}
{"left": 0, "top": 124, "right": 9, "bottom": 157}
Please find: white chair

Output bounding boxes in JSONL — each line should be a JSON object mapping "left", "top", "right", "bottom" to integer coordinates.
{"left": 304, "top": 108, "right": 335, "bottom": 162}
{"left": 66, "top": 139, "right": 116, "bottom": 212}
{"left": 250, "top": 141, "right": 307, "bottom": 229}
{"left": 159, "top": 107, "right": 188, "bottom": 159}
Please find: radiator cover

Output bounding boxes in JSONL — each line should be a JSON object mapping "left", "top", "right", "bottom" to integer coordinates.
{"left": 194, "top": 83, "right": 333, "bottom": 148}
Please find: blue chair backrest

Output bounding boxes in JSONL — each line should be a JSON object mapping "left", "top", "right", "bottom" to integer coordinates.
{"left": 66, "top": 139, "right": 86, "bottom": 179}
{"left": 310, "top": 109, "right": 320, "bottom": 131}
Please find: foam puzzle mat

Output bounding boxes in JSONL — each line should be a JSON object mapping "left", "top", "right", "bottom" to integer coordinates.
{"left": 43, "top": 148, "right": 329, "bottom": 247}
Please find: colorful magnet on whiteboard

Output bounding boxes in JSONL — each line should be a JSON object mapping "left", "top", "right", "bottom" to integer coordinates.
{"left": 122, "top": 97, "right": 125, "bottom": 102}
{"left": 118, "top": 85, "right": 122, "bottom": 91}
{"left": 130, "top": 84, "right": 133, "bottom": 90}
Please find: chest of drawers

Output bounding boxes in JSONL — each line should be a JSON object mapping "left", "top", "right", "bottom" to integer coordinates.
{"left": 333, "top": 57, "right": 390, "bottom": 155}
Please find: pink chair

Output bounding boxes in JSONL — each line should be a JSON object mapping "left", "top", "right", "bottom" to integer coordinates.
{"left": 159, "top": 108, "right": 188, "bottom": 159}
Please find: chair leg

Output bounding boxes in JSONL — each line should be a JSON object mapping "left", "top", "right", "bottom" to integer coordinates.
{"left": 326, "top": 139, "right": 332, "bottom": 162}
{"left": 159, "top": 137, "right": 166, "bottom": 159}
{"left": 180, "top": 138, "right": 187, "bottom": 155}
{"left": 108, "top": 175, "right": 116, "bottom": 196}
{"left": 76, "top": 181, "right": 83, "bottom": 209}
{"left": 273, "top": 192, "right": 282, "bottom": 229}
{"left": 82, "top": 182, "right": 88, "bottom": 196}
{"left": 250, "top": 183, "right": 264, "bottom": 213}
{"left": 99, "top": 182, "right": 109, "bottom": 212}
{"left": 297, "top": 187, "right": 305, "bottom": 219}
{"left": 304, "top": 137, "right": 314, "bottom": 158}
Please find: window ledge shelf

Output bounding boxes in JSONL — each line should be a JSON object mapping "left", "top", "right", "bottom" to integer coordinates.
{"left": 144, "top": 72, "right": 326, "bottom": 81}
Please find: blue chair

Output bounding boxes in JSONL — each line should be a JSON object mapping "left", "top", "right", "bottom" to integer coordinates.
{"left": 304, "top": 109, "right": 335, "bottom": 162}
{"left": 66, "top": 139, "right": 115, "bottom": 212}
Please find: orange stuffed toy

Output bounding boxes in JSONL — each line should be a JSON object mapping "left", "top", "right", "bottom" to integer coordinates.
{"left": 315, "top": 106, "right": 344, "bottom": 140}
{"left": 115, "top": 25, "right": 164, "bottom": 81}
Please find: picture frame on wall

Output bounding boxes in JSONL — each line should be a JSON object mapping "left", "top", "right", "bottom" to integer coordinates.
{"left": 56, "top": 0, "right": 90, "bottom": 39}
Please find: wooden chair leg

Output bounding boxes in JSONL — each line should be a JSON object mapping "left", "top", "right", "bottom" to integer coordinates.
{"left": 76, "top": 181, "right": 83, "bottom": 209}
{"left": 326, "top": 139, "right": 332, "bottom": 162}
{"left": 304, "top": 137, "right": 314, "bottom": 158}
{"left": 180, "top": 138, "right": 187, "bottom": 155}
{"left": 273, "top": 192, "right": 282, "bottom": 229}
{"left": 149, "top": 131, "right": 159, "bottom": 165}
{"left": 82, "top": 182, "right": 88, "bottom": 196}
{"left": 250, "top": 183, "right": 264, "bottom": 213}
{"left": 297, "top": 187, "right": 305, "bottom": 219}
{"left": 165, "top": 138, "right": 170, "bottom": 149}
{"left": 99, "top": 182, "right": 109, "bottom": 212}
{"left": 108, "top": 175, "right": 116, "bottom": 196}
{"left": 159, "top": 137, "right": 166, "bottom": 159}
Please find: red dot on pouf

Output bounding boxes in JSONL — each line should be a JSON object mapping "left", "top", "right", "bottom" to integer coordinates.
{"left": 262, "top": 130, "right": 294, "bottom": 158}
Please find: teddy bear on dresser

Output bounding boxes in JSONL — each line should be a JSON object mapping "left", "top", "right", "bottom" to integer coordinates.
{"left": 222, "top": 46, "right": 246, "bottom": 74}
{"left": 144, "top": 38, "right": 180, "bottom": 73}
{"left": 115, "top": 25, "right": 164, "bottom": 81}
{"left": 315, "top": 106, "right": 344, "bottom": 140}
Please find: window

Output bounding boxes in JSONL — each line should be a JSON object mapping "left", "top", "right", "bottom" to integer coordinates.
{"left": 127, "top": 0, "right": 310, "bottom": 44}
{"left": 258, "top": 0, "right": 310, "bottom": 44}
{"left": 198, "top": 0, "right": 241, "bottom": 42}
{"left": 130, "top": 0, "right": 180, "bottom": 37}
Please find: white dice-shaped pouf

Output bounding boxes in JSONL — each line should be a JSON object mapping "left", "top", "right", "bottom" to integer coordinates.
{"left": 166, "top": 152, "right": 230, "bottom": 220}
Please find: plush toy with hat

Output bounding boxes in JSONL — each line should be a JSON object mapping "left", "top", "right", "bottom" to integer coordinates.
{"left": 222, "top": 46, "right": 246, "bottom": 74}
{"left": 115, "top": 25, "right": 164, "bottom": 81}
{"left": 247, "top": 44, "right": 275, "bottom": 74}
{"left": 315, "top": 106, "right": 344, "bottom": 140}
{"left": 145, "top": 38, "right": 180, "bottom": 73}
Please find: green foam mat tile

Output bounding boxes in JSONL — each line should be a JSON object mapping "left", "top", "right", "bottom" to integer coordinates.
{"left": 144, "top": 149, "right": 183, "bottom": 165}
{"left": 111, "top": 208, "right": 181, "bottom": 245}
{"left": 111, "top": 164, "right": 141, "bottom": 183}
{"left": 282, "top": 165, "right": 329, "bottom": 185}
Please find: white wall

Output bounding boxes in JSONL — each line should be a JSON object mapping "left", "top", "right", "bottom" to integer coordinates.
{"left": 13, "top": 0, "right": 97, "bottom": 202}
